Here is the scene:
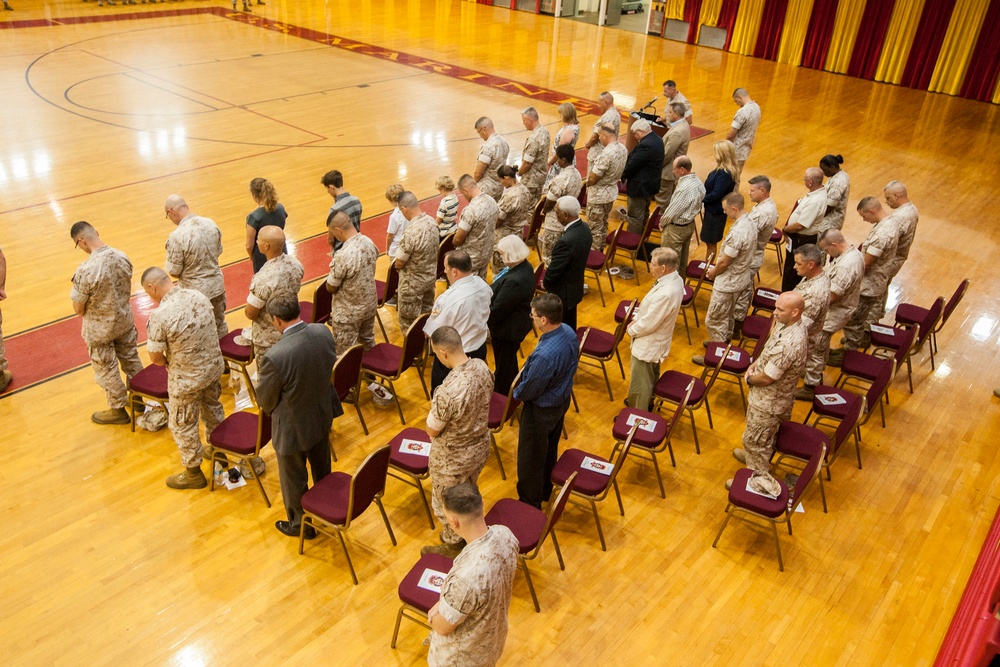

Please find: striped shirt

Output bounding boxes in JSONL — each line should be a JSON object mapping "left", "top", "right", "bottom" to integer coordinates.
{"left": 437, "top": 193, "right": 460, "bottom": 238}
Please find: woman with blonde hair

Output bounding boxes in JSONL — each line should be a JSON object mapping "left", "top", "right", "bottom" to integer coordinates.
{"left": 245, "top": 177, "right": 287, "bottom": 273}
{"left": 700, "top": 141, "right": 739, "bottom": 260}
{"left": 545, "top": 102, "right": 580, "bottom": 184}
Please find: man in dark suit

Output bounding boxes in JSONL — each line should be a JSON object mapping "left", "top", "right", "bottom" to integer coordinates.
{"left": 620, "top": 118, "right": 665, "bottom": 234}
{"left": 488, "top": 235, "right": 535, "bottom": 395}
{"left": 542, "top": 196, "right": 590, "bottom": 330}
{"left": 256, "top": 291, "right": 344, "bottom": 539}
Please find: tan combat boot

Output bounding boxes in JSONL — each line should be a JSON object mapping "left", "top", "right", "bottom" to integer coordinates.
{"left": 166, "top": 467, "right": 208, "bottom": 490}
{"left": 92, "top": 407, "right": 131, "bottom": 425}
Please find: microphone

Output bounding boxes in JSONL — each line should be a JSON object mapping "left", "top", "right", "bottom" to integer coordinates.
{"left": 641, "top": 96, "right": 658, "bottom": 109}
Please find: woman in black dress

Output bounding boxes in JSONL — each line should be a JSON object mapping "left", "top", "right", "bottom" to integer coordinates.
{"left": 700, "top": 140, "right": 739, "bottom": 261}
{"left": 245, "top": 177, "right": 287, "bottom": 273}
{"left": 488, "top": 235, "right": 535, "bottom": 396}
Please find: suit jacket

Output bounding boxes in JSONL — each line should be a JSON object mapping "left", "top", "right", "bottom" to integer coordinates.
{"left": 661, "top": 119, "right": 691, "bottom": 181}
{"left": 621, "top": 131, "right": 665, "bottom": 199}
{"left": 489, "top": 260, "right": 534, "bottom": 341}
{"left": 543, "top": 219, "right": 591, "bottom": 310}
{"left": 255, "top": 322, "right": 344, "bottom": 455}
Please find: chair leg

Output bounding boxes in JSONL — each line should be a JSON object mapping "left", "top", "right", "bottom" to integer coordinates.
{"left": 631, "top": 256, "right": 640, "bottom": 285}
{"left": 607, "top": 266, "right": 616, "bottom": 294}
{"left": 388, "top": 378, "right": 406, "bottom": 425}
{"left": 817, "top": 470, "right": 828, "bottom": 513}
{"left": 589, "top": 498, "right": 607, "bottom": 551}
{"left": 704, "top": 397, "right": 714, "bottom": 429}
{"left": 712, "top": 505, "right": 733, "bottom": 547}
{"left": 298, "top": 517, "right": 310, "bottom": 555}
{"left": 375, "top": 310, "right": 388, "bottom": 344}
{"left": 336, "top": 529, "right": 359, "bottom": 585}
{"left": 681, "top": 309, "right": 692, "bottom": 345}
{"left": 391, "top": 605, "right": 405, "bottom": 649}
{"left": 929, "top": 342, "right": 936, "bottom": 370}
{"left": 329, "top": 440, "right": 338, "bottom": 463}
{"left": 251, "top": 465, "right": 271, "bottom": 507}
{"left": 612, "top": 479, "right": 624, "bottom": 516}
{"left": 415, "top": 477, "right": 435, "bottom": 529}
{"left": 240, "top": 364, "right": 258, "bottom": 409}
{"left": 906, "top": 356, "right": 914, "bottom": 393}
{"left": 737, "top": 379, "right": 748, "bottom": 411}
{"left": 571, "top": 389, "right": 579, "bottom": 413}
{"left": 413, "top": 364, "right": 430, "bottom": 399}
{"left": 550, "top": 529, "right": 565, "bottom": 570}
{"left": 490, "top": 432, "right": 507, "bottom": 480}
{"left": 520, "top": 558, "right": 541, "bottom": 613}
{"left": 614, "top": 348, "right": 625, "bottom": 379}
{"left": 692, "top": 301, "right": 700, "bottom": 327}
{"left": 771, "top": 520, "right": 784, "bottom": 572}
{"left": 855, "top": 431, "right": 863, "bottom": 469}
{"left": 129, "top": 392, "right": 137, "bottom": 432}
{"left": 354, "top": 401, "right": 369, "bottom": 435}
{"left": 687, "top": 409, "right": 701, "bottom": 455}
{"left": 651, "top": 451, "right": 666, "bottom": 498}
{"left": 879, "top": 398, "right": 886, "bottom": 427}
{"left": 599, "top": 360, "right": 613, "bottom": 401}
{"left": 376, "top": 496, "right": 397, "bottom": 546}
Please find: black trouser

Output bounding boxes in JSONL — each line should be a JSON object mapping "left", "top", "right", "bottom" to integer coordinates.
{"left": 492, "top": 337, "right": 525, "bottom": 397}
{"left": 516, "top": 398, "right": 570, "bottom": 508}
{"left": 563, "top": 304, "right": 578, "bottom": 331}
{"left": 430, "top": 341, "right": 488, "bottom": 394}
{"left": 276, "top": 438, "right": 332, "bottom": 529}
{"left": 781, "top": 233, "right": 817, "bottom": 293}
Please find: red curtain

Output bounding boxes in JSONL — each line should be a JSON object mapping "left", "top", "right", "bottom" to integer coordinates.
{"left": 848, "top": 0, "right": 896, "bottom": 79}
{"left": 686, "top": 0, "right": 704, "bottom": 43}
{"left": 719, "top": 0, "right": 742, "bottom": 49}
{"left": 753, "top": 0, "right": 789, "bottom": 60}
{"left": 900, "top": 0, "right": 959, "bottom": 89}
{"left": 960, "top": 0, "right": 1000, "bottom": 100}
{"left": 801, "top": 0, "right": 839, "bottom": 69}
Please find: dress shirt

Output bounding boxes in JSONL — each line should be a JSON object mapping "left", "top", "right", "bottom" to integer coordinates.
{"left": 787, "top": 188, "right": 827, "bottom": 236}
{"left": 514, "top": 323, "right": 579, "bottom": 408}
{"left": 424, "top": 274, "right": 492, "bottom": 352}
{"left": 662, "top": 173, "right": 706, "bottom": 226}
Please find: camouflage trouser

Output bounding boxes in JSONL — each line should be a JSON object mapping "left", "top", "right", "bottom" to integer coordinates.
{"left": 587, "top": 201, "right": 613, "bottom": 251}
{"left": 805, "top": 330, "right": 832, "bottom": 386}
{"left": 493, "top": 225, "right": 523, "bottom": 275}
{"left": 733, "top": 264, "right": 763, "bottom": 322}
{"left": 252, "top": 340, "right": 273, "bottom": 363}
{"left": 843, "top": 294, "right": 881, "bottom": 350}
{"left": 0, "top": 308, "right": 7, "bottom": 373}
{"left": 705, "top": 289, "right": 741, "bottom": 342}
{"left": 538, "top": 228, "right": 562, "bottom": 266}
{"left": 168, "top": 382, "right": 224, "bottom": 469}
{"left": 210, "top": 293, "right": 228, "bottom": 338}
{"left": 429, "top": 460, "right": 486, "bottom": 545}
{"left": 397, "top": 283, "right": 436, "bottom": 336}
{"left": 88, "top": 327, "right": 143, "bottom": 409}
{"left": 330, "top": 317, "right": 376, "bottom": 359}
{"left": 742, "top": 404, "right": 789, "bottom": 473}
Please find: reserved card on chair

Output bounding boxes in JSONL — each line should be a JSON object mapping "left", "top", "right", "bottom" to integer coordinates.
{"left": 580, "top": 456, "right": 614, "bottom": 475}
{"left": 727, "top": 350, "right": 742, "bottom": 362}
{"left": 870, "top": 324, "right": 895, "bottom": 335}
{"left": 758, "top": 290, "right": 779, "bottom": 300}
{"left": 417, "top": 568, "right": 448, "bottom": 593}
{"left": 400, "top": 439, "right": 431, "bottom": 456}
{"left": 815, "top": 393, "right": 847, "bottom": 406}
{"left": 625, "top": 413, "right": 657, "bottom": 432}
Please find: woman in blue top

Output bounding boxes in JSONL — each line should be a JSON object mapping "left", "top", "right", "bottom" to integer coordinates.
{"left": 245, "top": 177, "right": 288, "bottom": 273}
{"left": 700, "top": 141, "right": 739, "bottom": 261}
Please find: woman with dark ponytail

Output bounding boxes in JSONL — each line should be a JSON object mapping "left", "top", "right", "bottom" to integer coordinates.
{"left": 819, "top": 154, "right": 850, "bottom": 235}
{"left": 245, "top": 177, "right": 288, "bottom": 273}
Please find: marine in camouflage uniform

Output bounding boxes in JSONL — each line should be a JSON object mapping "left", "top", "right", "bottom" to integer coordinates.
{"left": 518, "top": 111, "right": 551, "bottom": 202}
{"left": 791, "top": 248, "right": 831, "bottom": 390}
{"left": 70, "top": 224, "right": 144, "bottom": 423}
{"left": 456, "top": 184, "right": 501, "bottom": 280}
{"left": 474, "top": 118, "right": 510, "bottom": 201}
{"left": 493, "top": 178, "right": 533, "bottom": 275}
{"left": 538, "top": 150, "right": 583, "bottom": 265}
{"left": 247, "top": 253, "right": 304, "bottom": 360}
{"left": 586, "top": 128, "right": 627, "bottom": 251}
{"left": 394, "top": 200, "right": 440, "bottom": 335}
{"left": 813, "top": 234, "right": 864, "bottom": 377}
{"left": 734, "top": 188, "right": 779, "bottom": 325}
{"left": 704, "top": 204, "right": 757, "bottom": 343}
{"left": 144, "top": 269, "right": 226, "bottom": 489}
{"left": 842, "top": 201, "right": 899, "bottom": 352}
{"left": 326, "top": 213, "right": 379, "bottom": 357}
{"left": 163, "top": 196, "right": 228, "bottom": 338}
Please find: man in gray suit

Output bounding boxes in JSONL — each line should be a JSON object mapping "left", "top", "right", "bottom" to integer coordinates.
{"left": 654, "top": 103, "right": 691, "bottom": 207}
{"left": 256, "top": 292, "right": 344, "bottom": 539}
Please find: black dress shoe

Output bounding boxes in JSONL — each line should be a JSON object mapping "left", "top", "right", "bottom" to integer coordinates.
{"left": 275, "top": 520, "right": 316, "bottom": 539}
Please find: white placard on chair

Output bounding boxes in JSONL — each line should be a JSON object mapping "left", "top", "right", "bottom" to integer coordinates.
{"left": 580, "top": 456, "right": 614, "bottom": 475}
{"left": 870, "top": 324, "right": 895, "bottom": 335}
{"left": 417, "top": 568, "right": 448, "bottom": 593}
{"left": 816, "top": 393, "right": 847, "bottom": 406}
{"left": 400, "top": 439, "right": 431, "bottom": 457}
{"left": 625, "top": 413, "right": 657, "bottom": 432}
{"left": 759, "top": 290, "right": 778, "bottom": 300}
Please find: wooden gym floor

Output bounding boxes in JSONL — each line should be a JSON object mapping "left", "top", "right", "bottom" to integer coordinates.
{"left": 1, "top": 2, "right": 999, "bottom": 664}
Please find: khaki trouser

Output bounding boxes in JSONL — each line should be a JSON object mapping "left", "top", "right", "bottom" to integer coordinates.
{"left": 397, "top": 283, "right": 436, "bottom": 336}
{"left": 661, "top": 223, "right": 694, "bottom": 279}
{"left": 330, "top": 318, "right": 376, "bottom": 359}
{"left": 430, "top": 461, "right": 486, "bottom": 545}
{"left": 587, "top": 201, "right": 613, "bottom": 251}
{"left": 654, "top": 176, "right": 676, "bottom": 207}
{"left": 168, "top": 382, "right": 225, "bottom": 469}
{"left": 88, "top": 327, "right": 143, "bottom": 409}
{"left": 805, "top": 329, "right": 832, "bottom": 386}
{"left": 705, "top": 289, "right": 741, "bottom": 342}
{"left": 625, "top": 196, "right": 650, "bottom": 234}
{"left": 843, "top": 294, "right": 881, "bottom": 350}
{"left": 742, "top": 404, "right": 788, "bottom": 473}
{"left": 627, "top": 356, "right": 659, "bottom": 411}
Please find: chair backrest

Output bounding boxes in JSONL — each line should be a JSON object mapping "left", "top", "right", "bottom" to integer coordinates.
{"left": 664, "top": 380, "right": 696, "bottom": 444}
{"left": 331, "top": 344, "right": 365, "bottom": 401}
{"left": 539, "top": 471, "right": 577, "bottom": 547}
{"left": 750, "top": 318, "right": 774, "bottom": 359}
{"left": 534, "top": 263, "right": 547, "bottom": 292}
{"left": 702, "top": 342, "right": 731, "bottom": 392}
{"left": 613, "top": 299, "right": 639, "bottom": 347}
{"left": 437, "top": 233, "right": 456, "bottom": 281}
{"left": 399, "top": 313, "right": 431, "bottom": 375}
{"left": 577, "top": 328, "right": 590, "bottom": 360}
{"left": 832, "top": 392, "right": 864, "bottom": 456}
{"left": 603, "top": 227, "right": 621, "bottom": 266}
{"left": 916, "top": 297, "right": 944, "bottom": 347}
{"left": 502, "top": 369, "right": 524, "bottom": 425}
{"left": 600, "top": 424, "right": 637, "bottom": 494}
{"left": 864, "top": 355, "right": 896, "bottom": 417}
{"left": 312, "top": 282, "right": 333, "bottom": 324}
{"left": 941, "top": 278, "right": 970, "bottom": 326}
{"left": 256, "top": 410, "right": 274, "bottom": 451}
{"left": 578, "top": 187, "right": 587, "bottom": 209}
{"left": 643, "top": 206, "right": 663, "bottom": 242}
{"left": 346, "top": 445, "right": 392, "bottom": 526}
{"left": 786, "top": 438, "right": 826, "bottom": 514}
{"left": 524, "top": 199, "right": 545, "bottom": 243}
{"left": 892, "top": 324, "right": 919, "bottom": 368}
{"left": 690, "top": 252, "right": 715, "bottom": 296}
{"left": 381, "top": 263, "right": 400, "bottom": 305}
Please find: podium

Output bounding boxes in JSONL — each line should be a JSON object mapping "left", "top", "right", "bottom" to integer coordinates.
{"left": 625, "top": 111, "right": 667, "bottom": 151}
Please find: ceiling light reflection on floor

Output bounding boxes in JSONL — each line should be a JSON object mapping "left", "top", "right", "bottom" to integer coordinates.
{"left": 969, "top": 316, "right": 995, "bottom": 342}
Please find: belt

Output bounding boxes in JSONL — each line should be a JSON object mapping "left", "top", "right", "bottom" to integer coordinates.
{"left": 666, "top": 221, "right": 694, "bottom": 226}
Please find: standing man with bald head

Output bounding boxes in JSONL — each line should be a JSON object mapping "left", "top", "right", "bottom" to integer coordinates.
{"left": 726, "top": 87, "right": 761, "bottom": 177}
{"left": 780, "top": 167, "right": 826, "bottom": 292}
{"left": 729, "top": 291, "right": 807, "bottom": 493}
{"left": 325, "top": 211, "right": 378, "bottom": 357}
{"left": 244, "top": 226, "right": 304, "bottom": 361}
{"left": 454, "top": 174, "right": 501, "bottom": 279}
{"left": 880, "top": 180, "right": 919, "bottom": 314}
{"left": 583, "top": 92, "right": 620, "bottom": 172}
{"left": 394, "top": 191, "right": 440, "bottom": 334}
{"left": 659, "top": 155, "right": 705, "bottom": 277}
{"left": 163, "top": 194, "right": 228, "bottom": 338}
{"left": 517, "top": 107, "right": 551, "bottom": 202}
{"left": 473, "top": 117, "right": 510, "bottom": 202}
{"left": 142, "top": 266, "right": 226, "bottom": 490}
{"left": 70, "top": 221, "right": 144, "bottom": 424}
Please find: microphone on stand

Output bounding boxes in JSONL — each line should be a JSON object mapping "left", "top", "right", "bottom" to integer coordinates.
{"left": 640, "top": 96, "right": 658, "bottom": 110}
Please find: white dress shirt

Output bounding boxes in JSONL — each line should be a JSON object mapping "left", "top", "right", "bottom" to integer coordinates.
{"left": 424, "top": 274, "right": 492, "bottom": 351}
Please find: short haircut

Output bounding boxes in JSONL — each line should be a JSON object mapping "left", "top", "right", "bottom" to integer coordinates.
{"left": 733, "top": 87, "right": 748, "bottom": 98}
{"left": 474, "top": 116, "right": 492, "bottom": 130}
{"left": 670, "top": 102, "right": 685, "bottom": 117}
{"left": 857, "top": 196, "right": 880, "bottom": 211}
{"left": 321, "top": 170, "right": 343, "bottom": 188}
{"left": 531, "top": 293, "right": 563, "bottom": 324}
{"left": 497, "top": 234, "right": 531, "bottom": 264}
{"left": 442, "top": 482, "right": 484, "bottom": 517}
{"left": 819, "top": 229, "right": 845, "bottom": 245}
{"left": 555, "top": 195, "right": 581, "bottom": 219}
{"left": 521, "top": 106, "right": 539, "bottom": 121}
{"left": 598, "top": 122, "right": 617, "bottom": 136}
{"left": 674, "top": 155, "right": 692, "bottom": 171}
{"left": 457, "top": 173, "right": 476, "bottom": 189}
{"left": 555, "top": 143, "right": 575, "bottom": 162}
{"left": 663, "top": 79, "right": 676, "bottom": 88}
{"left": 884, "top": 180, "right": 907, "bottom": 196}
{"left": 70, "top": 221, "right": 96, "bottom": 239}
{"left": 444, "top": 249, "right": 472, "bottom": 273}
{"left": 435, "top": 175, "right": 455, "bottom": 191}
{"left": 164, "top": 194, "right": 186, "bottom": 211}
{"left": 267, "top": 291, "right": 301, "bottom": 321}
{"left": 651, "top": 246, "right": 679, "bottom": 270}
{"left": 723, "top": 192, "right": 745, "bottom": 209}
{"left": 747, "top": 175, "right": 771, "bottom": 192}
{"left": 328, "top": 210, "right": 353, "bottom": 231}
{"left": 794, "top": 243, "right": 824, "bottom": 265}
{"left": 497, "top": 164, "right": 518, "bottom": 180}
{"left": 397, "top": 191, "right": 418, "bottom": 209}
{"left": 140, "top": 266, "right": 169, "bottom": 286}
{"left": 430, "top": 325, "right": 464, "bottom": 353}
{"left": 385, "top": 183, "right": 405, "bottom": 204}
{"left": 598, "top": 91, "right": 613, "bottom": 103}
